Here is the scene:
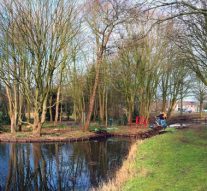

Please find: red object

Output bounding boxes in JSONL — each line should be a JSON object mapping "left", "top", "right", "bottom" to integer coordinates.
{"left": 136, "top": 116, "right": 139, "bottom": 124}
{"left": 136, "top": 116, "right": 148, "bottom": 127}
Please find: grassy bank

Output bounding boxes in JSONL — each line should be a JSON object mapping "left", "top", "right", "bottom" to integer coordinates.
{"left": 122, "top": 126, "right": 207, "bottom": 191}
{"left": 97, "top": 126, "right": 207, "bottom": 191}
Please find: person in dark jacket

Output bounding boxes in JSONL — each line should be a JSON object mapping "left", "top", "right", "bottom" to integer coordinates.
{"left": 156, "top": 112, "right": 167, "bottom": 129}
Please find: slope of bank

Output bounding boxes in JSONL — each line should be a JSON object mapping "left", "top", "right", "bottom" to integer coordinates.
{"left": 98, "top": 126, "right": 207, "bottom": 191}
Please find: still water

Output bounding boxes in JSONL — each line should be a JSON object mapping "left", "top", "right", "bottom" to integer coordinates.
{"left": 0, "top": 138, "right": 132, "bottom": 191}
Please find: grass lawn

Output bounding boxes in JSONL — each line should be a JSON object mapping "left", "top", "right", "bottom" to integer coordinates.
{"left": 123, "top": 126, "right": 207, "bottom": 191}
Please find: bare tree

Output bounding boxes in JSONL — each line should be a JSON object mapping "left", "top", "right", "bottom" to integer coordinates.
{"left": 83, "top": 0, "right": 134, "bottom": 130}
{"left": 0, "top": 0, "right": 78, "bottom": 136}
{"left": 192, "top": 78, "right": 207, "bottom": 117}
{"left": 150, "top": 1, "right": 207, "bottom": 85}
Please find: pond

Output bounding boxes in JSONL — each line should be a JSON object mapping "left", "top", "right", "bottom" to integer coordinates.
{"left": 0, "top": 138, "right": 133, "bottom": 191}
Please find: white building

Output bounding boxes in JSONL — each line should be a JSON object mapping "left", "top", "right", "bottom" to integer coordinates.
{"left": 174, "top": 101, "right": 199, "bottom": 113}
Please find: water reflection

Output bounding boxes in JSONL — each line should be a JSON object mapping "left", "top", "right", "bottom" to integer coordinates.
{"left": 0, "top": 138, "right": 132, "bottom": 191}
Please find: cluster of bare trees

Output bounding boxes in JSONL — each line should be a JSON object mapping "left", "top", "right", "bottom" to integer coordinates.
{"left": 0, "top": 0, "right": 79, "bottom": 135}
{"left": 150, "top": 0, "right": 207, "bottom": 115}
{"left": 0, "top": 0, "right": 206, "bottom": 136}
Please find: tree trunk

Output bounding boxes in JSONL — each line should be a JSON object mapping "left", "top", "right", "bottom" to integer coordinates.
{"left": 128, "top": 108, "right": 132, "bottom": 125}
{"left": 33, "top": 112, "right": 41, "bottom": 137}
{"left": 6, "top": 86, "right": 16, "bottom": 134}
{"left": 105, "top": 89, "right": 108, "bottom": 127}
{"left": 26, "top": 100, "right": 31, "bottom": 123}
{"left": 161, "top": 98, "right": 167, "bottom": 112}
{"left": 59, "top": 103, "right": 63, "bottom": 122}
{"left": 41, "top": 98, "right": 47, "bottom": 124}
{"left": 167, "top": 99, "right": 177, "bottom": 118}
{"left": 10, "top": 113, "right": 16, "bottom": 134}
{"left": 17, "top": 93, "right": 23, "bottom": 131}
{"left": 128, "top": 101, "right": 134, "bottom": 125}
{"left": 54, "top": 86, "right": 61, "bottom": 125}
{"left": 199, "top": 101, "right": 203, "bottom": 118}
{"left": 49, "top": 95, "right": 53, "bottom": 122}
{"left": 98, "top": 86, "right": 105, "bottom": 123}
{"left": 73, "top": 103, "right": 77, "bottom": 122}
{"left": 180, "top": 83, "right": 183, "bottom": 116}
{"left": 82, "top": 111, "right": 86, "bottom": 127}
{"left": 181, "top": 96, "right": 183, "bottom": 116}
{"left": 33, "top": 122, "right": 41, "bottom": 137}
{"left": 55, "top": 62, "right": 64, "bottom": 125}
{"left": 84, "top": 57, "right": 101, "bottom": 131}
{"left": 93, "top": 98, "right": 98, "bottom": 122}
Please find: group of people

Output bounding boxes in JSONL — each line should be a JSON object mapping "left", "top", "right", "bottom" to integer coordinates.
{"left": 156, "top": 112, "right": 167, "bottom": 129}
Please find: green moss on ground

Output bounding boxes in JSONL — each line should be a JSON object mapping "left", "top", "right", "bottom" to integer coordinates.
{"left": 123, "top": 127, "right": 207, "bottom": 191}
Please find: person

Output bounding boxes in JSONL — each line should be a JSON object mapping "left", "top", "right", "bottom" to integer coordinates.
{"left": 156, "top": 112, "right": 167, "bottom": 129}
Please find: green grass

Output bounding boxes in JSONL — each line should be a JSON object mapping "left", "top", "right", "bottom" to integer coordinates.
{"left": 42, "top": 122, "right": 68, "bottom": 129}
{"left": 16, "top": 132, "right": 28, "bottom": 138}
{"left": 123, "top": 127, "right": 207, "bottom": 191}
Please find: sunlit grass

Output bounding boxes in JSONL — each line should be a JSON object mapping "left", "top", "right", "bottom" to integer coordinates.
{"left": 123, "top": 127, "right": 207, "bottom": 191}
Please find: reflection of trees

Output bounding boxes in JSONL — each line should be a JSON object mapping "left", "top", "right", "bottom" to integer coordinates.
{"left": 72, "top": 139, "right": 131, "bottom": 187}
{"left": 0, "top": 144, "right": 9, "bottom": 156}
{"left": 78, "top": 140, "right": 108, "bottom": 187}
{"left": 33, "top": 143, "right": 48, "bottom": 191}
{"left": 5, "top": 144, "right": 16, "bottom": 191}
{"left": 2, "top": 139, "right": 131, "bottom": 190}
{"left": 5, "top": 144, "right": 33, "bottom": 191}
